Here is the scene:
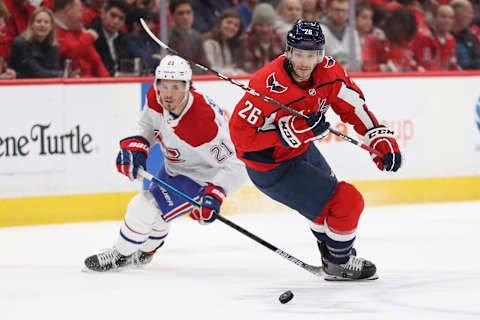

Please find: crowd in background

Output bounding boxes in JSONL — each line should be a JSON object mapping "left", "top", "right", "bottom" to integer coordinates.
{"left": 1, "top": 0, "right": 480, "bottom": 80}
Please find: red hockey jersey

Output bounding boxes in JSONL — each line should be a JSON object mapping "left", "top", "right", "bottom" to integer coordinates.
{"left": 229, "top": 55, "right": 380, "bottom": 171}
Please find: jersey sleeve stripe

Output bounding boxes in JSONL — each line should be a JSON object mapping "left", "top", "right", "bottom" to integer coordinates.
{"left": 337, "top": 82, "right": 375, "bottom": 129}
{"left": 315, "top": 78, "right": 344, "bottom": 89}
{"left": 286, "top": 96, "right": 306, "bottom": 106}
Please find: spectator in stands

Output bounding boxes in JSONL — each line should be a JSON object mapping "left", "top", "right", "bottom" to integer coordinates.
{"left": 412, "top": 4, "right": 460, "bottom": 70}
{"left": 236, "top": 0, "right": 259, "bottom": 30}
{"left": 356, "top": 5, "right": 381, "bottom": 72}
{"left": 168, "top": 0, "right": 209, "bottom": 74}
{"left": 82, "top": 0, "right": 106, "bottom": 27}
{"left": 320, "top": 0, "right": 362, "bottom": 71}
{"left": 275, "top": 0, "right": 302, "bottom": 38}
{"left": 470, "top": 0, "right": 480, "bottom": 46}
{"left": 0, "top": 0, "right": 15, "bottom": 78}
{"left": 302, "top": 0, "right": 324, "bottom": 22}
{"left": 377, "top": 7, "right": 420, "bottom": 72}
{"left": 8, "top": 7, "right": 62, "bottom": 78}
{"left": 203, "top": 8, "right": 245, "bottom": 74}
{"left": 141, "top": 0, "right": 167, "bottom": 36}
{"left": 242, "top": 3, "right": 284, "bottom": 73}
{"left": 125, "top": 7, "right": 160, "bottom": 74}
{"left": 372, "top": 4, "right": 389, "bottom": 32}
{"left": 3, "top": 0, "right": 53, "bottom": 39}
{"left": 385, "top": 0, "right": 429, "bottom": 33}
{"left": 0, "top": 0, "right": 11, "bottom": 74}
{"left": 54, "top": 0, "right": 109, "bottom": 77}
{"left": 451, "top": 0, "right": 480, "bottom": 69}
{"left": 88, "top": 0, "right": 131, "bottom": 76}
{"left": 192, "top": 0, "right": 234, "bottom": 34}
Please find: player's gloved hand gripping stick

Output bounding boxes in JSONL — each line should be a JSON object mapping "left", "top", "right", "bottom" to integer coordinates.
{"left": 139, "top": 18, "right": 382, "bottom": 158}
{"left": 137, "top": 168, "right": 324, "bottom": 277}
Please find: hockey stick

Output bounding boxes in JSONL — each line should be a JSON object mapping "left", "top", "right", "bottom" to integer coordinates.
{"left": 139, "top": 18, "right": 382, "bottom": 157}
{"left": 138, "top": 167, "right": 323, "bottom": 277}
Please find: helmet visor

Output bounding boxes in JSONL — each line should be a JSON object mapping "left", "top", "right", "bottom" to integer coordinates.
{"left": 287, "top": 47, "right": 325, "bottom": 65}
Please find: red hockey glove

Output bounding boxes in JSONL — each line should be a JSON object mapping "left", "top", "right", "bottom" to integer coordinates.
{"left": 364, "top": 125, "right": 402, "bottom": 172}
{"left": 190, "top": 184, "right": 225, "bottom": 225}
{"left": 277, "top": 112, "right": 330, "bottom": 148}
{"left": 116, "top": 136, "right": 150, "bottom": 180}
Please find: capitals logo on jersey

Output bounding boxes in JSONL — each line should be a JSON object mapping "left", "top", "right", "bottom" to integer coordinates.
{"left": 266, "top": 73, "right": 287, "bottom": 93}
{"left": 154, "top": 130, "right": 185, "bottom": 163}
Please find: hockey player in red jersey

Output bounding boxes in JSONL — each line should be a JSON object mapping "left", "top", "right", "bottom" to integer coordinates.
{"left": 84, "top": 55, "right": 246, "bottom": 272}
{"left": 229, "top": 20, "right": 402, "bottom": 281}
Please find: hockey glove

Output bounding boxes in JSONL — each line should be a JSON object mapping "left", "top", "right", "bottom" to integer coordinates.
{"left": 190, "top": 184, "right": 226, "bottom": 225}
{"left": 364, "top": 125, "right": 402, "bottom": 172}
{"left": 116, "top": 136, "right": 150, "bottom": 180}
{"left": 277, "top": 112, "right": 330, "bottom": 148}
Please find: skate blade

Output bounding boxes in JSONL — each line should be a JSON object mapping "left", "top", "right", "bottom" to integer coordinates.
{"left": 80, "top": 266, "right": 126, "bottom": 273}
{"left": 324, "top": 274, "right": 379, "bottom": 281}
{"left": 81, "top": 266, "right": 98, "bottom": 273}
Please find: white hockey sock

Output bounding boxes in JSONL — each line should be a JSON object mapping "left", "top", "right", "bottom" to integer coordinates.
{"left": 115, "top": 191, "right": 163, "bottom": 256}
{"left": 140, "top": 214, "right": 170, "bottom": 252}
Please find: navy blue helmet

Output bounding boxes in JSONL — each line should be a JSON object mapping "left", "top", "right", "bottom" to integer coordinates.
{"left": 286, "top": 20, "right": 325, "bottom": 51}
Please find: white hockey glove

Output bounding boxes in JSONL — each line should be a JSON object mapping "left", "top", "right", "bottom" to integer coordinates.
{"left": 277, "top": 111, "right": 330, "bottom": 148}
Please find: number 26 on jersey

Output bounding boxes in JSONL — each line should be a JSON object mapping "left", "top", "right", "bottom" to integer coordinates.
{"left": 238, "top": 100, "right": 262, "bottom": 125}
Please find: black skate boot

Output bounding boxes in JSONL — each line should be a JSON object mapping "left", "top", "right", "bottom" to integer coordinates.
{"left": 318, "top": 242, "right": 377, "bottom": 281}
{"left": 84, "top": 247, "right": 131, "bottom": 272}
{"left": 131, "top": 241, "right": 164, "bottom": 267}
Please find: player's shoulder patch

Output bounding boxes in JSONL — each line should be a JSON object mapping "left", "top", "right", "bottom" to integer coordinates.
{"left": 146, "top": 86, "right": 163, "bottom": 114}
{"left": 250, "top": 55, "right": 287, "bottom": 94}
{"left": 266, "top": 72, "right": 288, "bottom": 93}
{"left": 174, "top": 92, "right": 218, "bottom": 147}
{"left": 323, "top": 56, "right": 336, "bottom": 69}
{"left": 197, "top": 90, "right": 225, "bottom": 118}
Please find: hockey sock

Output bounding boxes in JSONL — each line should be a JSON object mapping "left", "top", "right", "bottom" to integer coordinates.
{"left": 116, "top": 220, "right": 148, "bottom": 256}
{"left": 311, "top": 228, "right": 354, "bottom": 264}
{"left": 140, "top": 234, "right": 167, "bottom": 253}
{"left": 322, "top": 236, "right": 355, "bottom": 264}
{"left": 140, "top": 213, "right": 170, "bottom": 252}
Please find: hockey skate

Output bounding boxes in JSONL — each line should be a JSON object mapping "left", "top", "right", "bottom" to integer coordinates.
{"left": 84, "top": 247, "right": 131, "bottom": 272}
{"left": 318, "top": 242, "right": 378, "bottom": 281}
{"left": 130, "top": 242, "right": 164, "bottom": 267}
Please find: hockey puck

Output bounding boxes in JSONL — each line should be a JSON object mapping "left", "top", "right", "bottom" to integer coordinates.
{"left": 279, "top": 290, "right": 294, "bottom": 304}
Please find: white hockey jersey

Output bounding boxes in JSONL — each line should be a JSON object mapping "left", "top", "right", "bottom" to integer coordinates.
{"left": 135, "top": 86, "right": 247, "bottom": 195}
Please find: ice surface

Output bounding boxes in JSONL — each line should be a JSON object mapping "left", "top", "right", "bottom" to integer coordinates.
{"left": 1, "top": 201, "right": 479, "bottom": 320}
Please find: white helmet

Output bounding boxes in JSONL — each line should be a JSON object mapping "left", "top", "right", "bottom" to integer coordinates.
{"left": 155, "top": 55, "right": 192, "bottom": 83}
{"left": 154, "top": 55, "right": 192, "bottom": 105}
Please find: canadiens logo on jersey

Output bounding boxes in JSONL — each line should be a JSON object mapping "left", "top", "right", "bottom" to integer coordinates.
{"left": 324, "top": 56, "right": 336, "bottom": 68}
{"left": 154, "top": 130, "right": 185, "bottom": 163}
{"left": 266, "top": 73, "right": 287, "bottom": 93}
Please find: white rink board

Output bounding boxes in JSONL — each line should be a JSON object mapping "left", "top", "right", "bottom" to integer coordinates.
{"left": 1, "top": 75, "right": 480, "bottom": 198}
{"left": 0, "top": 83, "right": 142, "bottom": 198}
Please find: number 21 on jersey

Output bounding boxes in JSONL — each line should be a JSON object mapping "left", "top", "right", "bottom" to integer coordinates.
{"left": 238, "top": 100, "right": 262, "bottom": 125}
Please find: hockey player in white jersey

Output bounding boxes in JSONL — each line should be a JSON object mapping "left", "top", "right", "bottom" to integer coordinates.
{"left": 84, "top": 55, "right": 247, "bottom": 272}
